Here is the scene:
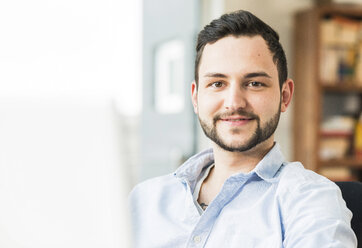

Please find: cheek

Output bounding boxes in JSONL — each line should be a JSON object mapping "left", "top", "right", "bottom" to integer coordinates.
{"left": 197, "top": 94, "right": 223, "bottom": 115}
{"left": 251, "top": 94, "right": 280, "bottom": 117}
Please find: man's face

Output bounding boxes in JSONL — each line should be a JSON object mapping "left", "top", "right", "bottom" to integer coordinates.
{"left": 192, "top": 35, "right": 292, "bottom": 152}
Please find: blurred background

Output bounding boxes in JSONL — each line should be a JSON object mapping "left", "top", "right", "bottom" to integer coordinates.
{"left": 1, "top": 0, "right": 362, "bottom": 247}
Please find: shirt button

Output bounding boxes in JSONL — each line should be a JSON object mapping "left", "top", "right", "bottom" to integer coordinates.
{"left": 193, "top": 235, "right": 201, "bottom": 244}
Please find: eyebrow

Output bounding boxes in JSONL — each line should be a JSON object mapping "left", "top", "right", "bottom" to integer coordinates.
{"left": 244, "top": 71, "right": 272, "bottom": 79}
{"left": 203, "top": 71, "right": 272, "bottom": 79}
{"left": 203, "top": 72, "right": 227, "bottom": 78}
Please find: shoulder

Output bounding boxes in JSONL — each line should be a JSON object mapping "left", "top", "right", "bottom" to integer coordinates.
{"left": 277, "top": 161, "right": 337, "bottom": 193}
{"left": 128, "top": 173, "right": 189, "bottom": 234}
{"left": 275, "top": 162, "right": 357, "bottom": 246}
{"left": 276, "top": 161, "right": 351, "bottom": 221}
{"left": 128, "top": 173, "right": 185, "bottom": 208}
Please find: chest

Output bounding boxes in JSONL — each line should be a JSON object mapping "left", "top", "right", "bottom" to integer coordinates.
{"left": 137, "top": 181, "right": 284, "bottom": 248}
{"left": 202, "top": 200, "right": 284, "bottom": 248}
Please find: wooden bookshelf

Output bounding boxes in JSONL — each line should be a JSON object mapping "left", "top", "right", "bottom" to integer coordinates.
{"left": 322, "top": 84, "right": 362, "bottom": 93}
{"left": 319, "top": 158, "right": 362, "bottom": 168}
{"left": 293, "top": 4, "right": 362, "bottom": 181}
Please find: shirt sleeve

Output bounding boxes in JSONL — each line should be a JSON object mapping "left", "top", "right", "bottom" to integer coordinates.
{"left": 281, "top": 180, "right": 357, "bottom": 248}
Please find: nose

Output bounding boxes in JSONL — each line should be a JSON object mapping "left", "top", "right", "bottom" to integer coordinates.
{"left": 223, "top": 84, "right": 247, "bottom": 111}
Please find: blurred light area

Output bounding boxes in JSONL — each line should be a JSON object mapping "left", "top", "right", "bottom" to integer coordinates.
{"left": 0, "top": 0, "right": 140, "bottom": 247}
{"left": 0, "top": 0, "right": 142, "bottom": 116}
{"left": 0, "top": 96, "right": 132, "bottom": 248}
{"left": 209, "top": 0, "right": 224, "bottom": 20}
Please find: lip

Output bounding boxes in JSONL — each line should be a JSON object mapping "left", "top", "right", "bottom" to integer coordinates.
{"left": 219, "top": 116, "right": 254, "bottom": 126}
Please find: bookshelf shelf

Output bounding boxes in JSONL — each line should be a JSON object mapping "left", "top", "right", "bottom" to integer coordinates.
{"left": 319, "top": 157, "right": 362, "bottom": 168}
{"left": 293, "top": 4, "right": 362, "bottom": 181}
{"left": 322, "top": 84, "right": 362, "bottom": 93}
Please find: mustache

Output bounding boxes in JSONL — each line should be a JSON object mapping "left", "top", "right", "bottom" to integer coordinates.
{"left": 213, "top": 109, "right": 259, "bottom": 123}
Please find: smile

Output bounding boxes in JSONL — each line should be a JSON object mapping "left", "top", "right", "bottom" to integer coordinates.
{"left": 223, "top": 118, "right": 253, "bottom": 121}
{"left": 219, "top": 116, "right": 255, "bottom": 126}
{"left": 220, "top": 115, "right": 254, "bottom": 121}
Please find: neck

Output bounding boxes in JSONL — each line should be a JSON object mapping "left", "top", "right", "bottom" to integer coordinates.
{"left": 196, "top": 138, "right": 276, "bottom": 208}
{"left": 211, "top": 138, "right": 275, "bottom": 182}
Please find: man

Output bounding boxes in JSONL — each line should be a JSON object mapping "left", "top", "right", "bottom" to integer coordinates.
{"left": 129, "top": 10, "right": 357, "bottom": 247}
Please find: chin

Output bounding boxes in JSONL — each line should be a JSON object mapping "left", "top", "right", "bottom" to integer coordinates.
{"left": 224, "top": 137, "right": 252, "bottom": 147}
{"left": 218, "top": 140, "right": 256, "bottom": 152}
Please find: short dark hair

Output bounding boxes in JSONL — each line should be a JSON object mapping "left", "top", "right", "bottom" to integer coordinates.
{"left": 195, "top": 10, "right": 287, "bottom": 88}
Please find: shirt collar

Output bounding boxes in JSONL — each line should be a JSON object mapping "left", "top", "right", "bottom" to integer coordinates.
{"left": 251, "top": 143, "right": 285, "bottom": 182}
{"left": 174, "top": 143, "right": 285, "bottom": 187}
{"left": 174, "top": 148, "right": 214, "bottom": 188}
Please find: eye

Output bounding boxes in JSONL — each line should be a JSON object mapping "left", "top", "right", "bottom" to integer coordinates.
{"left": 246, "top": 81, "right": 264, "bottom": 88}
{"left": 210, "top": 81, "right": 224, "bottom": 88}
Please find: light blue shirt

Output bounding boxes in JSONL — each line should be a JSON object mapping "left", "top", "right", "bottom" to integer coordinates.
{"left": 129, "top": 144, "right": 357, "bottom": 247}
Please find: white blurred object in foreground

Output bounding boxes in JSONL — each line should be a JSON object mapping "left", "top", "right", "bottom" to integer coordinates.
{"left": 0, "top": 96, "right": 132, "bottom": 248}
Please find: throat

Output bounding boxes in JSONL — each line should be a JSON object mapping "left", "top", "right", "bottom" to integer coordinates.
{"left": 196, "top": 165, "right": 222, "bottom": 211}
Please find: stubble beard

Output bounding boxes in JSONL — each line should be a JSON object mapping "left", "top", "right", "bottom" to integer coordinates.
{"left": 198, "top": 104, "right": 281, "bottom": 153}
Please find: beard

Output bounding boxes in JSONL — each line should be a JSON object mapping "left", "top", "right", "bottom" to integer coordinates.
{"left": 198, "top": 104, "right": 281, "bottom": 152}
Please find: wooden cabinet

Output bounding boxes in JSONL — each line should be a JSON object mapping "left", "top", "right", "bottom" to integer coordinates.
{"left": 293, "top": 4, "right": 362, "bottom": 181}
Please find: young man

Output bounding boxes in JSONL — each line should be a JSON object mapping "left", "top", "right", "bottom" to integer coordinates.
{"left": 129, "top": 10, "right": 357, "bottom": 247}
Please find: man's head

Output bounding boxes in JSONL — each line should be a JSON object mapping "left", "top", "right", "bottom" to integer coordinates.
{"left": 194, "top": 10, "right": 287, "bottom": 89}
{"left": 191, "top": 10, "right": 293, "bottom": 153}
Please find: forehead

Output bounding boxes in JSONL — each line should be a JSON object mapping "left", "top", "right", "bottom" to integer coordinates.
{"left": 199, "top": 35, "right": 277, "bottom": 78}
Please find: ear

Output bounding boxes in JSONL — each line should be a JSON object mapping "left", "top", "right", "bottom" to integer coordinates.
{"left": 191, "top": 81, "right": 198, "bottom": 114}
{"left": 280, "top": 79, "right": 294, "bottom": 113}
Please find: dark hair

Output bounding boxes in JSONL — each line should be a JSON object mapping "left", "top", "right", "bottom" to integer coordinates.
{"left": 195, "top": 10, "right": 287, "bottom": 88}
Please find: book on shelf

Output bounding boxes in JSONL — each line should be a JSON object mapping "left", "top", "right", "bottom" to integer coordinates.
{"left": 320, "top": 116, "right": 355, "bottom": 160}
{"left": 319, "top": 16, "right": 362, "bottom": 84}
{"left": 354, "top": 43, "right": 362, "bottom": 83}
{"left": 320, "top": 16, "right": 360, "bottom": 47}
{"left": 319, "top": 134, "right": 352, "bottom": 160}
{"left": 320, "top": 47, "right": 339, "bottom": 84}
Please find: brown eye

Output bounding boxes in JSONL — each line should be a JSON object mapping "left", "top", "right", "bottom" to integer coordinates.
{"left": 211, "top": 81, "right": 224, "bottom": 88}
{"left": 247, "top": 81, "right": 263, "bottom": 87}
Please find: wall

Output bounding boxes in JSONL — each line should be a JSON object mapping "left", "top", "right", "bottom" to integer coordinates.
{"left": 140, "top": 0, "right": 199, "bottom": 180}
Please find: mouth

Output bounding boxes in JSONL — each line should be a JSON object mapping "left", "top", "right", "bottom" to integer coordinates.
{"left": 221, "top": 117, "right": 253, "bottom": 121}
{"left": 219, "top": 116, "right": 255, "bottom": 126}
